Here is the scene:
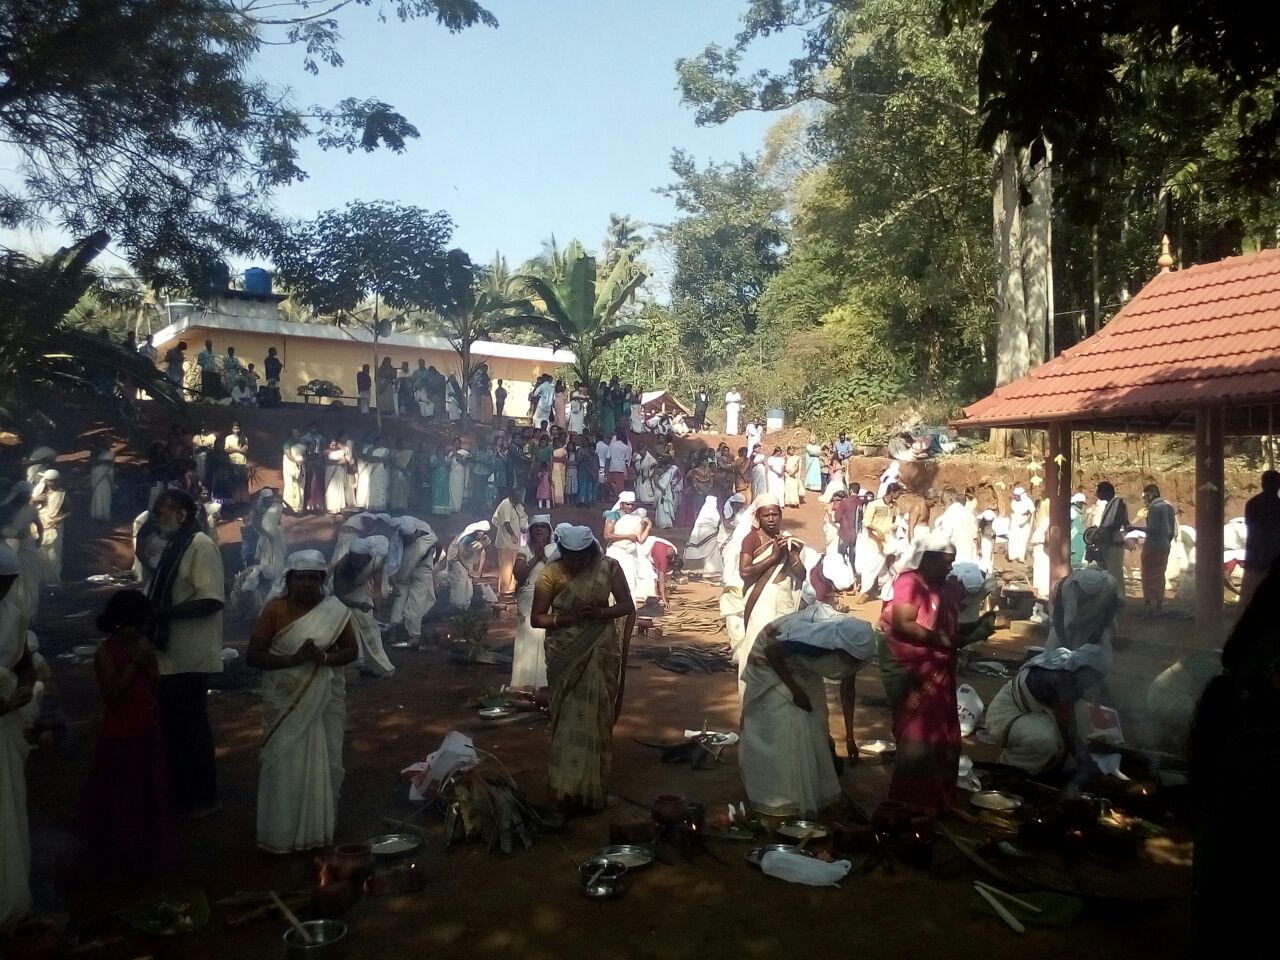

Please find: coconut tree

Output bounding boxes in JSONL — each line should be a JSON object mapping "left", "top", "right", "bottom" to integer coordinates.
{"left": 494, "top": 240, "right": 647, "bottom": 427}
{"left": 412, "top": 249, "right": 533, "bottom": 422}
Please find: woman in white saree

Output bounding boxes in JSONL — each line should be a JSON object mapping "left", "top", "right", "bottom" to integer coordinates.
{"left": 682, "top": 495, "right": 723, "bottom": 577}
{"left": 511, "top": 516, "right": 553, "bottom": 690}
{"left": 324, "top": 441, "right": 351, "bottom": 515}
{"left": 365, "top": 439, "right": 391, "bottom": 512}
{"left": 248, "top": 551, "right": 356, "bottom": 854}
{"left": 604, "top": 493, "right": 653, "bottom": 603}
{"left": 653, "top": 461, "right": 680, "bottom": 530}
{"left": 334, "top": 536, "right": 394, "bottom": 677}
{"left": 740, "top": 605, "right": 874, "bottom": 817}
{"left": 281, "top": 433, "right": 306, "bottom": 514}
{"left": 736, "top": 496, "right": 806, "bottom": 699}
{"left": 446, "top": 521, "right": 491, "bottom": 609}
{"left": 634, "top": 449, "right": 658, "bottom": 504}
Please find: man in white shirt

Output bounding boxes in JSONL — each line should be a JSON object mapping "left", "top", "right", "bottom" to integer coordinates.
{"left": 934, "top": 487, "right": 979, "bottom": 565}
{"left": 607, "top": 433, "right": 632, "bottom": 499}
{"left": 139, "top": 489, "right": 225, "bottom": 818}
{"left": 491, "top": 488, "right": 529, "bottom": 597}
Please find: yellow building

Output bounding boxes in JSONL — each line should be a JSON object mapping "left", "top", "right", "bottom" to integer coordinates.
{"left": 150, "top": 291, "right": 574, "bottom": 406}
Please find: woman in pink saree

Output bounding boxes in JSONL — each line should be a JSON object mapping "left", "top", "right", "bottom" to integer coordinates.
{"left": 878, "top": 531, "right": 964, "bottom": 811}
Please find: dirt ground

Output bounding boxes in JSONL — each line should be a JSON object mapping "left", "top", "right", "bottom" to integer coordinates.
{"left": 6, "top": 407, "right": 1210, "bottom": 960}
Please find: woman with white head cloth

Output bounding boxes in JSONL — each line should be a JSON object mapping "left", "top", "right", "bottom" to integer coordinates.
{"left": 0, "top": 481, "right": 43, "bottom": 622}
{"left": 253, "top": 489, "right": 287, "bottom": 585}
{"left": 977, "top": 509, "right": 997, "bottom": 574}
{"left": 740, "top": 605, "right": 875, "bottom": 817}
{"left": 334, "top": 536, "right": 394, "bottom": 677}
{"left": 34, "top": 469, "right": 67, "bottom": 587}
{"left": 604, "top": 492, "right": 652, "bottom": 602}
{"left": 878, "top": 529, "right": 967, "bottom": 811}
{"left": 0, "top": 543, "right": 34, "bottom": 922}
{"left": 389, "top": 517, "right": 439, "bottom": 648}
{"left": 446, "top": 520, "right": 491, "bottom": 609}
{"left": 511, "top": 515, "right": 554, "bottom": 690}
{"left": 985, "top": 567, "right": 1122, "bottom": 776}
{"left": 683, "top": 495, "right": 724, "bottom": 578}
{"left": 330, "top": 511, "right": 381, "bottom": 573}
{"left": 530, "top": 523, "right": 636, "bottom": 813}
{"left": 1007, "top": 485, "right": 1036, "bottom": 563}
{"left": 247, "top": 550, "right": 357, "bottom": 853}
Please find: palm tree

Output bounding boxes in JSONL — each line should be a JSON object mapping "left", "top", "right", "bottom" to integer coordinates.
{"left": 602, "top": 213, "right": 647, "bottom": 270}
{"left": 412, "top": 250, "right": 533, "bottom": 422}
{"left": 494, "top": 240, "right": 647, "bottom": 427}
{"left": 0, "top": 231, "right": 184, "bottom": 436}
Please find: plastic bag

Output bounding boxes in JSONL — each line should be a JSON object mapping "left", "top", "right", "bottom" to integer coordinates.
{"left": 401, "top": 730, "right": 478, "bottom": 802}
{"left": 957, "top": 683, "right": 984, "bottom": 737}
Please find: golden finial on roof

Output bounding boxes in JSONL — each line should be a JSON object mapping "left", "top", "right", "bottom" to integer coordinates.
{"left": 1158, "top": 235, "right": 1174, "bottom": 273}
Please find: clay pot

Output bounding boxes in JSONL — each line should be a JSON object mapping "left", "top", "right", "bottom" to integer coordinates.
{"left": 871, "top": 800, "right": 913, "bottom": 837}
{"left": 651, "top": 793, "right": 689, "bottom": 826}
{"left": 331, "top": 842, "right": 374, "bottom": 884}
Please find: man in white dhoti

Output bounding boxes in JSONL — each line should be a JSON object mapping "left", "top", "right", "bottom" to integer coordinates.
{"left": 724, "top": 389, "right": 742, "bottom": 436}
{"left": 0, "top": 545, "right": 34, "bottom": 923}
{"left": 856, "top": 483, "right": 900, "bottom": 601}
{"left": 1007, "top": 485, "right": 1035, "bottom": 564}
{"left": 532, "top": 375, "right": 556, "bottom": 427}
{"left": 90, "top": 442, "right": 116, "bottom": 522}
{"left": 933, "top": 487, "right": 978, "bottom": 565}
{"left": 740, "top": 605, "right": 874, "bottom": 817}
{"left": 604, "top": 493, "right": 653, "bottom": 602}
{"left": 248, "top": 551, "right": 356, "bottom": 853}
{"left": 334, "top": 536, "right": 394, "bottom": 677}
{"left": 389, "top": 517, "right": 439, "bottom": 648}
{"left": 736, "top": 496, "right": 806, "bottom": 699}
{"left": 511, "top": 515, "right": 553, "bottom": 690}
{"left": 985, "top": 568, "right": 1120, "bottom": 777}
{"left": 34, "top": 469, "right": 67, "bottom": 587}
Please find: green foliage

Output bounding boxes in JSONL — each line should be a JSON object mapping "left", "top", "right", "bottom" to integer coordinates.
{"left": 493, "top": 240, "right": 648, "bottom": 424}
{"left": 0, "top": 0, "right": 495, "bottom": 285}
{"left": 269, "top": 201, "right": 459, "bottom": 317}
{"left": 0, "top": 232, "right": 184, "bottom": 436}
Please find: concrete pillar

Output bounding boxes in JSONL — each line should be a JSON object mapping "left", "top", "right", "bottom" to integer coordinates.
{"left": 1194, "top": 409, "right": 1226, "bottom": 643}
{"left": 1045, "top": 422, "right": 1073, "bottom": 590}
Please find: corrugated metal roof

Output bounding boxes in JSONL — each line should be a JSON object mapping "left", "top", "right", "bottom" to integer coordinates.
{"left": 959, "top": 248, "right": 1280, "bottom": 428}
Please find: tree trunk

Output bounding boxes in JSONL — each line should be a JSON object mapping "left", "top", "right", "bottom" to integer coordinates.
{"left": 991, "top": 135, "right": 1028, "bottom": 457}
{"left": 1021, "top": 143, "right": 1051, "bottom": 368}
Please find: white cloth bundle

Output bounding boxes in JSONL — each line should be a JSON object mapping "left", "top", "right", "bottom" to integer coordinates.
{"left": 761, "top": 851, "right": 852, "bottom": 887}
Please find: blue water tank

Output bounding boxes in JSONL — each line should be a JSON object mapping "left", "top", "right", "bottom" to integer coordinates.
{"left": 244, "top": 267, "right": 273, "bottom": 295}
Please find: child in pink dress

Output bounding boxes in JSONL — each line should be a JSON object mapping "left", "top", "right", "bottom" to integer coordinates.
{"left": 535, "top": 464, "right": 552, "bottom": 510}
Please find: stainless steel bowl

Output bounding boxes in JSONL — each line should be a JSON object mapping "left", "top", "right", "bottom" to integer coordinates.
{"left": 775, "top": 820, "right": 828, "bottom": 840}
{"left": 578, "top": 857, "right": 628, "bottom": 899}
{"left": 594, "top": 844, "right": 655, "bottom": 871}
{"left": 368, "top": 832, "right": 423, "bottom": 860}
{"left": 745, "top": 844, "right": 816, "bottom": 867}
{"left": 283, "top": 919, "right": 348, "bottom": 959}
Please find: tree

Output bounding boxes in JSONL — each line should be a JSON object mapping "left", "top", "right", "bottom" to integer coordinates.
{"left": 602, "top": 214, "right": 648, "bottom": 271}
{"left": 0, "top": 1, "right": 496, "bottom": 284}
{"left": 657, "top": 150, "right": 788, "bottom": 368}
{"left": 495, "top": 241, "right": 648, "bottom": 426}
{"left": 412, "top": 250, "right": 533, "bottom": 423}
{"left": 269, "top": 200, "right": 459, "bottom": 423}
{"left": 0, "top": 232, "right": 183, "bottom": 437}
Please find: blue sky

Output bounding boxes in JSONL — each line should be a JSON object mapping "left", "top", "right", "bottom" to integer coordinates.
{"left": 0, "top": 1, "right": 799, "bottom": 279}
{"left": 256, "top": 0, "right": 795, "bottom": 265}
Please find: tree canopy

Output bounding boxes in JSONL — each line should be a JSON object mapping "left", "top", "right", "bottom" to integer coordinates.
{"left": 0, "top": 0, "right": 495, "bottom": 285}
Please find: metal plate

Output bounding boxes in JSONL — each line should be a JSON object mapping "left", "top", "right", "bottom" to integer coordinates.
{"left": 594, "top": 844, "right": 655, "bottom": 870}
{"left": 859, "top": 739, "right": 896, "bottom": 756}
{"left": 969, "top": 790, "right": 1024, "bottom": 812}
{"left": 775, "top": 820, "right": 828, "bottom": 840}
{"left": 478, "top": 705, "right": 514, "bottom": 719}
{"left": 746, "top": 844, "right": 816, "bottom": 867}
{"left": 368, "top": 833, "right": 424, "bottom": 858}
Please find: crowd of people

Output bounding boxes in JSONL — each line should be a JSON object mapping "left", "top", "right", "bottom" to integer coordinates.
{"left": 5, "top": 386, "right": 1279, "bottom": 933}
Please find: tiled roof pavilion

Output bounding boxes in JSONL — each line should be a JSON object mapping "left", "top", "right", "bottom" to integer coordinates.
{"left": 959, "top": 247, "right": 1280, "bottom": 433}
{"left": 958, "top": 245, "right": 1280, "bottom": 638}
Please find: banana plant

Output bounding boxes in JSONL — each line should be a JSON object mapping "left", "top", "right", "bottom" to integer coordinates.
{"left": 491, "top": 241, "right": 647, "bottom": 428}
